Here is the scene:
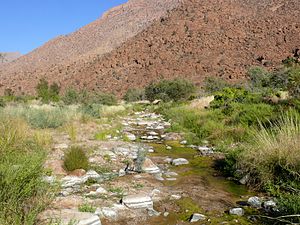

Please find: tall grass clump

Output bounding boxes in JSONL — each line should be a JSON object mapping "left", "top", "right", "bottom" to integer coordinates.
{"left": 239, "top": 112, "right": 300, "bottom": 190}
{"left": 63, "top": 146, "right": 89, "bottom": 172}
{"left": 0, "top": 117, "right": 50, "bottom": 225}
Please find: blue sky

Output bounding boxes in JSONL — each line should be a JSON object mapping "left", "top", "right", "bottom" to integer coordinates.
{"left": 0, "top": 0, "right": 127, "bottom": 54}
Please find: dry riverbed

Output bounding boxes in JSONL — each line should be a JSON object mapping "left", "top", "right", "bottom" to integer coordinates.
{"left": 39, "top": 110, "right": 268, "bottom": 225}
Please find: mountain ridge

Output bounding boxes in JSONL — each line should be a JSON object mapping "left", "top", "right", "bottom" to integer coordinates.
{"left": 0, "top": 0, "right": 299, "bottom": 96}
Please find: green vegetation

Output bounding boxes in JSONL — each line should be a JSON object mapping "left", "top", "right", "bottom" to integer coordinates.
{"left": 123, "top": 88, "right": 145, "bottom": 102}
{"left": 0, "top": 117, "right": 51, "bottom": 225}
{"left": 145, "top": 79, "right": 196, "bottom": 102}
{"left": 36, "top": 78, "right": 60, "bottom": 103}
{"left": 78, "top": 202, "right": 96, "bottom": 213}
{"left": 63, "top": 146, "right": 89, "bottom": 172}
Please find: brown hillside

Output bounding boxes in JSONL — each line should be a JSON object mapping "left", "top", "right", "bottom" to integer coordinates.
{"left": 0, "top": 0, "right": 299, "bottom": 95}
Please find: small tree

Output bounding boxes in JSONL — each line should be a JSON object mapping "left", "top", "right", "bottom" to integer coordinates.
{"left": 288, "top": 66, "right": 300, "bottom": 98}
{"left": 145, "top": 79, "right": 195, "bottom": 102}
{"left": 36, "top": 78, "right": 60, "bottom": 103}
{"left": 63, "top": 88, "right": 79, "bottom": 105}
{"left": 123, "top": 88, "right": 145, "bottom": 102}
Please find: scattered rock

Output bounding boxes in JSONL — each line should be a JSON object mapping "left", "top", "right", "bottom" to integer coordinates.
{"left": 229, "top": 208, "right": 244, "bottom": 216}
{"left": 122, "top": 194, "right": 153, "bottom": 209}
{"left": 96, "top": 187, "right": 108, "bottom": 194}
{"left": 190, "top": 213, "right": 206, "bottom": 222}
{"left": 164, "top": 212, "right": 170, "bottom": 217}
{"left": 239, "top": 174, "right": 250, "bottom": 185}
{"left": 172, "top": 158, "right": 189, "bottom": 166}
{"left": 180, "top": 140, "right": 187, "bottom": 145}
{"left": 170, "top": 194, "right": 182, "bottom": 200}
{"left": 40, "top": 209, "right": 101, "bottom": 225}
{"left": 198, "top": 146, "right": 214, "bottom": 155}
{"left": 119, "top": 169, "right": 126, "bottom": 177}
{"left": 248, "top": 196, "right": 262, "bottom": 208}
{"left": 100, "top": 207, "right": 117, "bottom": 220}
{"left": 61, "top": 176, "right": 86, "bottom": 188}
{"left": 166, "top": 145, "right": 172, "bottom": 150}
{"left": 263, "top": 200, "right": 277, "bottom": 211}
{"left": 141, "top": 158, "right": 160, "bottom": 174}
{"left": 126, "top": 133, "right": 136, "bottom": 141}
{"left": 147, "top": 208, "right": 161, "bottom": 217}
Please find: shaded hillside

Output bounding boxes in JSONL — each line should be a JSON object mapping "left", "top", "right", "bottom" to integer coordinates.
{"left": 0, "top": 0, "right": 299, "bottom": 95}
{"left": 0, "top": 0, "right": 180, "bottom": 92}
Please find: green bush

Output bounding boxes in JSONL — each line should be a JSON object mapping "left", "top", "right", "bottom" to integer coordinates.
{"left": 62, "top": 88, "right": 80, "bottom": 105}
{"left": 93, "top": 92, "right": 117, "bottom": 106}
{"left": 63, "top": 146, "right": 89, "bottom": 172}
{"left": 203, "top": 77, "right": 233, "bottom": 94}
{"left": 123, "top": 88, "right": 145, "bottom": 102}
{"left": 78, "top": 203, "right": 96, "bottom": 213}
{"left": 0, "top": 118, "right": 50, "bottom": 225}
{"left": 210, "top": 87, "right": 263, "bottom": 110}
{"left": 288, "top": 66, "right": 300, "bottom": 98}
{"left": 145, "top": 79, "right": 196, "bottom": 102}
{"left": 36, "top": 78, "right": 60, "bottom": 103}
{"left": 0, "top": 98, "right": 5, "bottom": 107}
{"left": 25, "top": 108, "right": 68, "bottom": 129}
{"left": 247, "top": 67, "right": 270, "bottom": 92}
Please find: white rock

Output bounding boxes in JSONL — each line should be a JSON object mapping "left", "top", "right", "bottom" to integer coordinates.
{"left": 180, "top": 140, "right": 187, "bottom": 145}
{"left": 119, "top": 169, "right": 126, "bottom": 177}
{"left": 248, "top": 196, "right": 262, "bottom": 208}
{"left": 122, "top": 194, "right": 153, "bottom": 209}
{"left": 165, "top": 171, "right": 178, "bottom": 177}
{"left": 100, "top": 207, "right": 117, "bottom": 220}
{"left": 166, "top": 146, "right": 172, "bottom": 150}
{"left": 84, "top": 170, "right": 101, "bottom": 180}
{"left": 126, "top": 133, "right": 136, "bottom": 141}
{"left": 54, "top": 143, "right": 68, "bottom": 149}
{"left": 164, "top": 157, "right": 173, "bottom": 164}
{"left": 142, "top": 158, "right": 160, "bottom": 174}
{"left": 263, "top": 200, "right": 276, "bottom": 209}
{"left": 61, "top": 176, "right": 87, "bottom": 188}
{"left": 96, "top": 187, "right": 108, "bottom": 194}
{"left": 172, "top": 158, "right": 189, "bottom": 166}
{"left": 190, "top": 213, "right": 206, "bottom": 222}
{"left": 43, "top": 176, "right": 56, "bottom": 184}
{"left": 229, "top": 208, "right": 244, "bottom": 216}
{"left": 42, "top": 209, "right": 101, "bottom": 225}
{"left": 170, "top": 194, "right": 182, "bottom": 200}
{"left": 164, "top": 212, "right": 169, "bottom": 217}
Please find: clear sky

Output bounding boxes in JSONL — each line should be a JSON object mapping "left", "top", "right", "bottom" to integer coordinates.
{"left": 0, "top": 0, "right": 127, "bottom": 54}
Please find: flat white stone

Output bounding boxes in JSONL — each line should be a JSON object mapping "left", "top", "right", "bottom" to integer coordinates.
{"left": 122, "top": 194, "right": 153, "bottom": 209}
{"left": 172, "top": 158, "right": 189, "bottom": 166}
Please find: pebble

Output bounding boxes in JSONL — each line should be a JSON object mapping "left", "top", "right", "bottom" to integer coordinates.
{"left": 229, "top": 208, "right": 244, "bottom": 216}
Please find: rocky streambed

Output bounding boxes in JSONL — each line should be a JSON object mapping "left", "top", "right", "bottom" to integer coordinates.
{"left": 40, "top": 110, "right": 276, "bottom": 225}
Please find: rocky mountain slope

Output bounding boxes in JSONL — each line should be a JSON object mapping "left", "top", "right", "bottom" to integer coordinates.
{"left": 0, "top": 52, "right": 22, "bottom": 64}
{"left": 0, "top": 0, "right": 299, "bottom": 95}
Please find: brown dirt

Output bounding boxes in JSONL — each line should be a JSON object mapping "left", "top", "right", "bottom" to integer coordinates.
{"left": 0, "top": 0, "right": 299, "bottom": 96}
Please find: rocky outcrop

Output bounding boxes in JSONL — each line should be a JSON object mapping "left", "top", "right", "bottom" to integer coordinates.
{"left": 0, "top": 52, "right": 22, "bottom": 64}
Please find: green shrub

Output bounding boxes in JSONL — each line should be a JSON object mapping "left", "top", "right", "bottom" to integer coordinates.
{"left": 80, "top": 104, "right": 103, "bottom": 118}
{"left": 63, "top": 88, "right": 80, "bottom": 105}
{"left": 0, "top": 98, "right": 5, "bottom": 107}
{"left": 247, "top": 67, "right": 271, "bottom": 92}
{"left": 210, "top": 87, "right": 261, "bottom": 109}
{"left": 93, "top": 92, "right": 117, "bottom": 106}
{"left": 203, "top": 77, "right": 232, "bottom": 94}
{"left": 145, "top": 79, "right": 196, "bottom": 102}
{"left": 63, "top": 146, "right": 89, "bottom": 172}
{"left": 0, "top": 118, "right": 50, "bottom": 225}
{"left": 123, "top": 88, "right": 145, "bottom": 102}
{"left": 277, "top": 194, "right": 300, "bottom": 216}
{"left": 78, "top": 203, "right": 96, "bottom": 213}
{"left": 288, "top": 66, "right": 300, "bottom": 98}
{"left": 228, "top": 103, "right": 274, "bottom": 127}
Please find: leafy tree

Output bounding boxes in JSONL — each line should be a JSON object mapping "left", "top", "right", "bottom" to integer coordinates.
{"left": 36, "top": 78, "right": 60, "bottom": 103}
